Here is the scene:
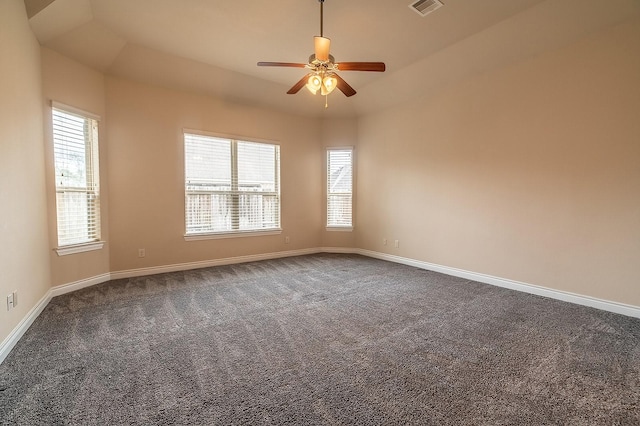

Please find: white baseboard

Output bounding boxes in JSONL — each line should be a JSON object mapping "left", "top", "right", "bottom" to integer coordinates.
{"left": 357, "top": 249, "right": 640, "bottom": 319}
{"left": 50, "top": 273, "right": 112, "bottom": 298}
{"left": 320, "top": 246, "right": 359, "bottom": 254}
{"left": 3, "top": 247, "right": 638, "bottom": 365}
{"left": 0, "top": 291, "right": 51, "bottom": 365}
{"left": 0, "top": 273, "right": 113, "bottom": 365}
{"left": 110, "top": 248, "right": 321, "bottom": 280}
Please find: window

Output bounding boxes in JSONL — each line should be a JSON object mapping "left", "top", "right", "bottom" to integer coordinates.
{"left": 327, "top": 147, "right": 353, "bottom": 229}
{"left": 184, "top": 132, "right": 280, "bottom": 237}
{"left": 52, "top": 104, "right": 102, "bottom": 252}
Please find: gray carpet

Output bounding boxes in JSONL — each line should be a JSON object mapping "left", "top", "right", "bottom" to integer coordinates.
{"left": 0, "top": 254, "right": 638, "bottom": 425}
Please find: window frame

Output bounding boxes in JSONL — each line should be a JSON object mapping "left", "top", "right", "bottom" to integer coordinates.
{"left": 326, "top": 146, "right": 354, "bottom": 231}
{"left": 183, "top": 129, "right": 282, "bottom": 240}
{"left": 51, "top": 101, "right": 104, "bottom": 256}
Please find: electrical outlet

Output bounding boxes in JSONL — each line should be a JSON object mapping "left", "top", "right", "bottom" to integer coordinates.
{"left": 383, "top": 238, "right": 387, "bottom": 245}
{"left": 285, "top": 236, "right": 290, "bottom": 244}
{"left": 7, "top": 293, "right": 14, "bottom": 311}
{"left": 394, "top": 240, "right": 399, "bottom": 248}
{"left": 138, "top": 248, "right": 146, "bottom": 258}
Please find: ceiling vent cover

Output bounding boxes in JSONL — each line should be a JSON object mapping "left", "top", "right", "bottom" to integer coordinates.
{"left": 409, "top": 0, "right": 443, "bottom": 17}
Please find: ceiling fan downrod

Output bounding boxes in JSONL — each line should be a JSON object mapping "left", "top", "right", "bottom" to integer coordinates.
{"left": 319, "top": 0, "right": 324, "bottom": 37}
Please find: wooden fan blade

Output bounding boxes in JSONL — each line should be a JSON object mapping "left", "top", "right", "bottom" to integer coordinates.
{"left": 334, "top": 74, "right": 356, "bottom": 97}
{"left": 337, "top": 62, "right": 386, "bottom": 72}
{"left": 257, "top": 62, "right": 307, "bottom": 68}
{"left": 287, "top": 74, "right": 312, "bottom": 94}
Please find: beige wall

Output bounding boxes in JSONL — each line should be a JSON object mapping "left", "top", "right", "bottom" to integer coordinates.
{"left": 105, "top": 77, "right": 323, "bottom": 272}
{"left": 0, "top": 1, "right": 51, "bottom": 342}
{"left": 41, "top": 48, "right": 111, "bottom": 286}
{"left": 356, "top": 18, "right": 640, "bottom": 306}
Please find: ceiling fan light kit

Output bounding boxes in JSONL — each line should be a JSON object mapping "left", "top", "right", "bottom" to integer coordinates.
{"left": 257, "top": 0, "right": 386, "bottom": 107}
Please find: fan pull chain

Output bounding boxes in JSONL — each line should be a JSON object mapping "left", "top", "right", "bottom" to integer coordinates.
{"left": 325, "top": 95, "right": 328, "bottom": 108}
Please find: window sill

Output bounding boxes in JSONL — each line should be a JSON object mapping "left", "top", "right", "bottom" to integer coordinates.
{"left": 184, "top": 229, "right": 282, "bottom": 241}
{"left": 55, "top": 241, "right": 105, "bottom": 256}
{"left": 326, "top": 226, "right": 353, "bottom": 232}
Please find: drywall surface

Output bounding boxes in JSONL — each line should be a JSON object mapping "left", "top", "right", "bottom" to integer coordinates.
{"left": 0, "top": 1, "right": 51, "bottom": 343}
{"left": 41, "top": 48, "right": 111, "bottom": 286}
{"left": 356, "top": 17, "right": 640, "bottom": 306}
{"left": 105, "top": 77, "right": 323, "bottom": 272}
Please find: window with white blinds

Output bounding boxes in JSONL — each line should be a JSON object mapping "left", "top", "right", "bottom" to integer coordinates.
{"left": 327, "top": 148, "right": 353, "bottom": 229}
{"left": 52, "top": 105, "right": 101, "bottom": 247}
{"left": 184, "top": 132, "right": 280, "bottom": 236}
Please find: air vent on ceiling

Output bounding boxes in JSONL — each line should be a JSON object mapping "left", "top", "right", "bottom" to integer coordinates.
{"left": 409, "top": 0, "right": 443, "bottom": 17}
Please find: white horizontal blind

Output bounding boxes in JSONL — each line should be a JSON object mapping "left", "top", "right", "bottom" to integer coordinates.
{"left": 327, "top": 148, "right": 353, "bottom": 227}
{"left": 52, "top": 107, "right": 101, "bottom": 246}
{"left": 185, "top": 134, "right": 232, "bottom": 233}
{"left": 184, "top": 133, "right": 280, "bottom": 235}
{"left": 237, "top": 141, "right": 280, "bottom": 230}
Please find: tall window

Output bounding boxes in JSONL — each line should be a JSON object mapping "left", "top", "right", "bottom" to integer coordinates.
{"left": 184, "top": 132, "right": 280, "bottom": 236}
{"left": 327, "top": 147, "right": 353, "bottom": 229}
{"left": 52, "top": 104, "right": 101, "bottom": 248}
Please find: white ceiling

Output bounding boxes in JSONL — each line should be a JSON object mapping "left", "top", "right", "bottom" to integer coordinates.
{"left": 27, "top": 0, "right": 640, "bottom": 118}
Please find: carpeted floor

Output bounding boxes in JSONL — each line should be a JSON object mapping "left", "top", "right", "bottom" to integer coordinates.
{"left": 0, "top": 254, "right": 638, "bottom": 425}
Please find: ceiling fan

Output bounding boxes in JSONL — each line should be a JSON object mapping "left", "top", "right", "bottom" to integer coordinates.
{"left": 257, "top": 0, "right": 385, "bottom": 105}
